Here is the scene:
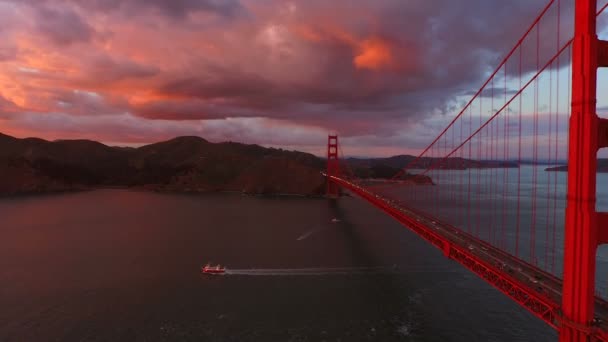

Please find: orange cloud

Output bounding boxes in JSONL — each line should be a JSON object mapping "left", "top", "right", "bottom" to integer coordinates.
{"left": 354, "top": 38, "right": 393, "bottom": 70}
{"left": 292, "top": 26, "right": 395, "bottom": 71}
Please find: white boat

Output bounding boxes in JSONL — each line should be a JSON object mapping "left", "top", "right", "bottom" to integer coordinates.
{"left": 201, "top": 263, "right": 226, "bottom": 275}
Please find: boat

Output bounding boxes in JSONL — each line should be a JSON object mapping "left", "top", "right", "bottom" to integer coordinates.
{"left": 202, "top": 263, "right": 226, "bottom": 275}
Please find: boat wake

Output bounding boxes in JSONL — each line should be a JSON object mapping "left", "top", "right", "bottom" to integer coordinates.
{"left": 223, "top": 266, "right": 460, "bottom": 276}
{"left": 296, "top": 218, "right": 342, "bottom": 241}
{"left": 296, "top": 226, "right": 326, "bottom": 241}
{"left": 225, "top": 266, "right": 396, "bottom": 276}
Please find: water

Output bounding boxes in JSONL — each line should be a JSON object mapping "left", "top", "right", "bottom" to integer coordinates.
{"left": 0, "top": 189, "right": 558, "bottom": 341}
{"left": 385, "top": 166, "right": 608, "bottom": 296}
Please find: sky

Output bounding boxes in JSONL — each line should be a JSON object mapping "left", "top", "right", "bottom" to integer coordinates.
{"left": 0, "top": 0, "right": 605, "bottom": 157}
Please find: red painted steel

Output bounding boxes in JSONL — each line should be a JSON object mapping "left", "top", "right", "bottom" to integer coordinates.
{"left": 406, "top": 41, "right": 572, "bottom": 180}
{"left": 599, "top": 118, "right": 608, "bottom": 148}
{"left": 391, "top": 0, "right": 558, "bottom": 179}
{"left": 326, "top": 135, "right": 340, "bottom": 198}
{"left": 327, "top": 174, "right": 608, "bottom": 341}
{"left": 328, "top": 176, "right": 562, "bottom": 327}
{"left": 561, "top": 0, "right": 608, "bottom": 340}
{"left": 321, "top": 1, "right": 608, "bottom": 340}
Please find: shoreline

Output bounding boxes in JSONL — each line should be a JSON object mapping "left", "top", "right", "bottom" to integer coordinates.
{"left": 0, "top": 186, "right": 332, "bottom": 200}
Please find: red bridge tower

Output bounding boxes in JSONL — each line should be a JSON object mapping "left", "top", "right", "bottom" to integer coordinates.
{"left": 326, "top": 134, "right": 340, "bottom": 198}
{"left": 561, "top": 0, "right": 608, "bottom": 340}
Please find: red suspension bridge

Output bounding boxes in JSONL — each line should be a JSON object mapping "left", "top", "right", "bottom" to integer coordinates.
{"left": 324, "top": 0, "right": 608, "bottom": 340}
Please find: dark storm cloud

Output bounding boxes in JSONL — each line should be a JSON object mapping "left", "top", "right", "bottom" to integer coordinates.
{"left": 15, "top": 0, "right": 247, "bottom": 19}
{"left": 95, "top": 0, "right": 247, "bottom": 18}
{"left": 33, "top": 5, "right": 96, "bottom": 45}
{"left": 133, "top": 0, "right": 570, "bottom": 132}
{"left": 159, "top": 70, "right": 273, "bottom": 101}
{"left": 464, "top": 87, "right": 520, "bottom": 98}
{"left": 134, "top": 99, "right": 257, "bottom": 120}
{"left": 84, "top": 55, "right": 160, "bottom": 83}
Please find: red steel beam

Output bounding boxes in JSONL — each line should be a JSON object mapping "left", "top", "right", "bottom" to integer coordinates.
{"left": 391, "top": 0, "right": 558, "bottom": 180}
{"left": 401, "top": 201, "right": 565, "bottom": 287}
{"left": 598, "top": 118, "right": 608, "bottom": 149}
{"left": 327, "top": 175, "right": 608, "bottom": 342}
{"left": 329, "top": 176, "right": 561, "bottom": 328}
{"left": 327, "top": 176, "right": 608, "bottom": 340}
{"left": 561, "top": 0, "right": 606, "bottom": 340}
{"left": 326, "top": 135, "right": 340, "bottom": 198}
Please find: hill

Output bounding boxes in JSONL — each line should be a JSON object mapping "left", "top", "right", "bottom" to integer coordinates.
{"left": 0, "top": 132, "right": 449, "bottom": 196}
{"left": 0, "top": 133, "right": 326, "bottom": 196}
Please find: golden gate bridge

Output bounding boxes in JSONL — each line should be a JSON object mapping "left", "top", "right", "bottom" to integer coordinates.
{"left": 324, "top": 1, "right": 608, "bottom": 340}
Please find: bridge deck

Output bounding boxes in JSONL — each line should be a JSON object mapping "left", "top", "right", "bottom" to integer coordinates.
{"left": 327, "top": 175, "right": 608, "bottom": 340}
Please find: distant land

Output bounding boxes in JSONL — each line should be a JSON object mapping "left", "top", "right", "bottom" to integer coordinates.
{"left": 3, "top": 132, "right": 552, "bottom": 196}
{"left": 0, "top": 132, "right": 434, "bottom": 196}
{"left": 0, "top": 132, "right": 327, "bottom": 196}
{"left": 545, "top": 159, "right": 608, "bottom": 173}
{"left": 345, "top": 155, "right": 519, "bottom": 179}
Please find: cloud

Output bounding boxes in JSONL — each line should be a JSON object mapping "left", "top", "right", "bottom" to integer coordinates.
{"left": 83, "top": 55, "right": 159, "bottom": 83}
{"left": 464, "top": 87, "right": 520, "bottom": 98}
{"left": 33, "top": 5, "right": 96, "bottom": 46}
{"left": 354, "top": 37, "right": 394, "bottom": 70}
{"left": 23, "top": 0, "right": 248, "bottom": 19}
{"left": 50, "top": 89, "right": 129, "bottom": 116}
{"left": 134, "top": 99, "right": 257, "bottom": 120}
{"left": 0, "top": 46, "right": 17, "bottom": 61}
{"left": 158, "top": 69, "right": 272, "bottom": 101}
{"left": 0, "top": 0, "right": 583, "bottom": 156}
{"left": 0, "top": 95, "right": 20, "bottom": 117}
{"left": 123, "top": 0, "right": 246, "bottom": 18}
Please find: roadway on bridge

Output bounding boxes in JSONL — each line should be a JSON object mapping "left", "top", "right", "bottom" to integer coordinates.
{"left": 330, "top": 176, "right": 608, "bottom": 333}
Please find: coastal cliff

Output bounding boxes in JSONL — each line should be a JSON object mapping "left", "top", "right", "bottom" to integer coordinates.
{"left": 0, "top": 133, "right": 326, "bottom": 196}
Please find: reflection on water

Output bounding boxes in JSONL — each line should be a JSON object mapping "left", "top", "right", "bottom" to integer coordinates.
{"left": 0, "top": 189, "right": 556, "bottom": 341}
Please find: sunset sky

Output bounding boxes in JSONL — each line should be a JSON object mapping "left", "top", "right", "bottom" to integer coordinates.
{"left": 0, "top": 0, "right": 605, "bottom": 157}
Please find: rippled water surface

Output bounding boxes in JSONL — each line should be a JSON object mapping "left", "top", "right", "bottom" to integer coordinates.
{"left": 0, "top": 189, "right": 558, "bottom": 341}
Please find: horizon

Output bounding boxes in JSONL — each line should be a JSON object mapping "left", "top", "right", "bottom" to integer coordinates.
{"left": 1, "top": 130, "right": 582, "bottom": 163}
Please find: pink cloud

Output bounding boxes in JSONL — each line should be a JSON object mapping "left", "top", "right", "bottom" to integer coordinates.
{"left": 0, "top": 0, "right": 577, "bottom": 156}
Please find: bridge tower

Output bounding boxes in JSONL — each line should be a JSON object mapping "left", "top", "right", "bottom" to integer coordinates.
{"left": 326, "top": 134, "right": 340, "bottom": 198}
{"left": 561, "top": 0, "right": 608, "bottom": 340}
